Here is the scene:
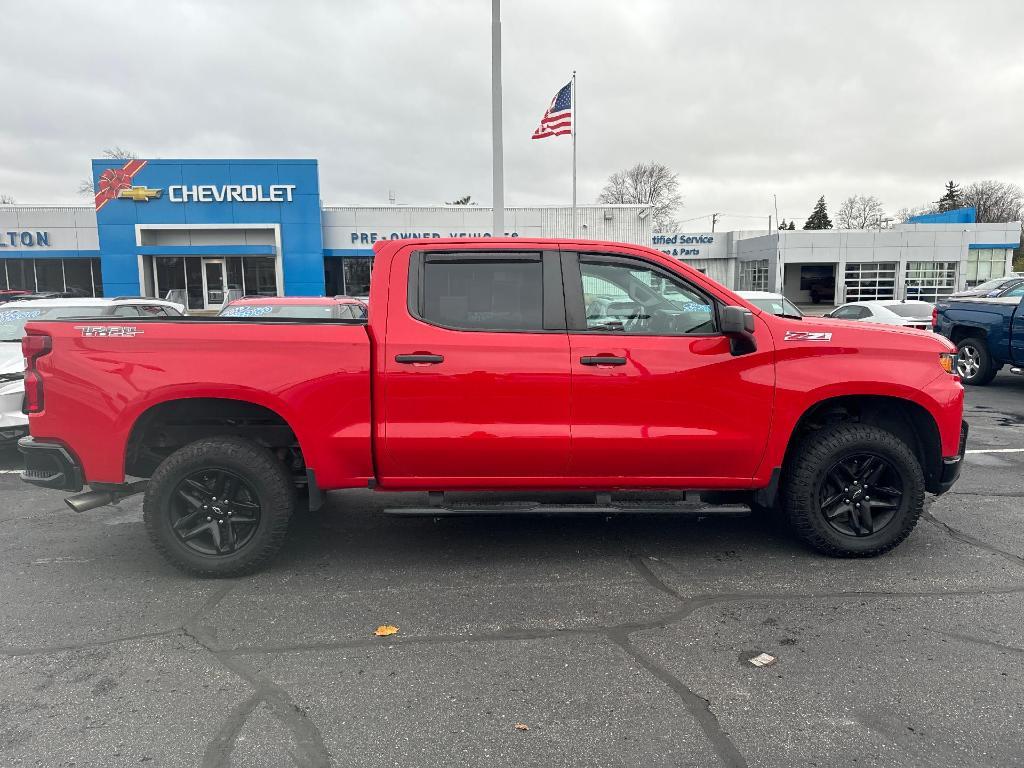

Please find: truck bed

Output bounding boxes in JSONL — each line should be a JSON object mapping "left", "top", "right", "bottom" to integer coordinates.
{"left": 25, "top": 317, "right": 374, "bottom": 488}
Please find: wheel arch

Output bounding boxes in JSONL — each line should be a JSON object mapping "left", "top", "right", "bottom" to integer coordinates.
{"left": 124, "top": 396, "right": 306, "bottom": 480}
{"left": 781, "top": 394, "right": 944, "bottom": 494}
{"left": 949, "top": 324, "right": 987, "bottom": 344}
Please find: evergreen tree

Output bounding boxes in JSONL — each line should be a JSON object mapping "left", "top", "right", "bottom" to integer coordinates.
{"left": 788, "top": 221, "right": 796, "bottom": 230}
{"left": 803, "top": 196, "right": 832, "bottom": 229}
{"left": 936, "top": 180, "right": 962, "bottom": 212}
{"left": 778, "top": 218, "right": 787, "bottom": 230}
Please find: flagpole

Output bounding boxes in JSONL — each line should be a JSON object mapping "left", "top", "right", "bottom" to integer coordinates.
{"left": 491, "top": 0, "right": 504, "bottom": 237}
{"left": 571, "top": 70, "right": 577, "bottom": 237}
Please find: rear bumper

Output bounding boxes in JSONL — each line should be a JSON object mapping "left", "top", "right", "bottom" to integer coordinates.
{"left": 933, "top": 420, "right": 968, "bottom": 495}
{"left": 18, "top": 436, "right": 84, "bottom": 492}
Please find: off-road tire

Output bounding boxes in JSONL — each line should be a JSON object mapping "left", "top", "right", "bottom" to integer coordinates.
{"left": 956, "top": 336, "right": 998, "bottom": 386}
{"left": 783, "top": 423, "right": 924, "bottom": 557}
{"left": 144, "top": 437, "right": 294, "bottom": 577}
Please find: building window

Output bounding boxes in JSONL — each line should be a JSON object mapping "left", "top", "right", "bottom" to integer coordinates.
{"left": 0, "top": 257, "right": 101, "bottom": 296}
{"left": 739, "top": 260, "right": 768, "bottom": 291}
{"left": 844, "top": 262, "right": 897, "bottom": 302}
{"left": 904, "top": 261, "right": 957, "bottom": 302}
{"left": 964, "top": 249, "right": 1009, "bottom": 287}
{"left": 242, "top": 257, "right": 278, "bottom": 296}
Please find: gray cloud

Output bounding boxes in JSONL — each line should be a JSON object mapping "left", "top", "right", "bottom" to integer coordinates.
{"left": 1, "top": 0, "right": 1022, "bottom": 229}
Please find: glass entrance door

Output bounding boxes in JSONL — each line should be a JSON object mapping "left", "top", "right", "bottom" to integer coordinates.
{"left": 201, "top": 259, "right": 227, "bottom": 311}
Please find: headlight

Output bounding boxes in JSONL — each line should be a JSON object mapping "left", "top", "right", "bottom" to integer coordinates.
{"left": 939, "top": 352, "right": 957, "bottom": 374}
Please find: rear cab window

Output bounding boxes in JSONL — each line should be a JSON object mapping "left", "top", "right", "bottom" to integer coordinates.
{"left": 409, "top": 251, "right": 563, "bottom": 332}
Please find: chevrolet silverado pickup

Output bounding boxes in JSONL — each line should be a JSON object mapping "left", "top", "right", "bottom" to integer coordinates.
{"left": 19, "top": 239, "right": 967, "bottom": 576}
{"left": 935, "top": 293, "right": 1024, "bottom": 385}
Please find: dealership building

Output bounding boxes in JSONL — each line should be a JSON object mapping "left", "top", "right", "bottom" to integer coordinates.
{"left": 0, "top": 157, "right": 1019, "bottom": 309}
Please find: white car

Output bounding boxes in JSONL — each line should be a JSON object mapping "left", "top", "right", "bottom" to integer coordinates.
{"left": 826, "top": 300, "right": 934, "bottom": 331}
{"left": 736, "top": 290, "right": 803, "bottom": 318}
{"left": 0, "top": 297, "right": 184, "bottom": 446}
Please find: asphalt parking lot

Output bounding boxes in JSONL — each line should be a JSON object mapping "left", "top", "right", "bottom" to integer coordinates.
{"left": 1, "top": 375, "right": 1022, "bottom": 768}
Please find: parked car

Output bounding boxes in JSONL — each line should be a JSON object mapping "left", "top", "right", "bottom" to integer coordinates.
{"left": 935, "top": 294, "right": 1024, "bottom": 385}
{"left": 0, "top": 298, "right": 183, "bottom": 445}
{"left": 949, "top": 273, "right": 1024, "bottom": 299}
{"left": 0, "top": 290, "right": 31, "bottom": 304}
{"left": 20, "top": 238, "right": 965, "bottom": 575}
{"left": 218, "top": 295, "right": 368, "bottom": 320}
{"left": 826, "top": 300, "right": 935, "bottom": 331}
{"left": 735, "top": 291, "right": 803, "bottom": 318}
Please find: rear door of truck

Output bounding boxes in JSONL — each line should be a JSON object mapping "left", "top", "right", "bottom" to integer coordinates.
{"left": 376, "top": 245, "right": 572, "bottom": 486}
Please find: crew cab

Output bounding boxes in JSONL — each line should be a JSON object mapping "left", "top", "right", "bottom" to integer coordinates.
{"left": 935, "top": 294, "right": 1024, "bottom": 385}
{"left": 19, "top": 239, "right": 966, "bottom": 576}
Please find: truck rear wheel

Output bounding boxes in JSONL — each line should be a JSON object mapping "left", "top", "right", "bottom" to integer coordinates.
{"left": 143, "top": 437, "right": 294, "bottom": 577}
{"left": 783, "top": 423, "right": 924, "bottom": 557}
{"left": 955, "top": 337, "right": 998, "bottom": 386}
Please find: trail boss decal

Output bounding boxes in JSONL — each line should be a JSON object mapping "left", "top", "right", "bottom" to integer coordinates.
{"left": 784, "top": 331, "right": 832, "bottom": 342}
{"left": 75, "top": 326, "right": 145, "bottom": 338}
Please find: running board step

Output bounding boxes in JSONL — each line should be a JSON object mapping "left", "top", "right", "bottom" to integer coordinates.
{"left": 382, "top": 501, "right": 751, "bottom": 517}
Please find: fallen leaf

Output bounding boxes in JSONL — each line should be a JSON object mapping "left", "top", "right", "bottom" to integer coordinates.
{"left": 374, "top": 625, "right": 399, "bottom": 637}
{"left": 514, "top": 723, "right": 529, "bottom": 731}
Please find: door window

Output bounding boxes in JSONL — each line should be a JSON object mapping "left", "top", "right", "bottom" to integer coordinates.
{"left": 577, "top": 259, "right": 715, "bottom": 335}
{"left": 832, "top": 305, "right": 869, "bottom": 320}
{"left": 418, "top": 255, "right": 544, "bottom": 331}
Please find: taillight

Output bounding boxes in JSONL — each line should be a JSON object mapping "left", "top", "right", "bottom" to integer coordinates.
{"left": 22, "top": 332, "right": 52, "bottom": 414}
{"left": 931, "top": 306, "right": 938, "bottom": 329}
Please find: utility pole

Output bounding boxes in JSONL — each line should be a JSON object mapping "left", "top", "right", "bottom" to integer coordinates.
{"left": 491, "top": 0, "right": 504, "bottom": 237}
{"left": 711, "top": 212, "right": 720, "bottom": 232}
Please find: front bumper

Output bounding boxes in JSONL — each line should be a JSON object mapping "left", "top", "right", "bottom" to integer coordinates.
{"left": 934, "top": 420, "right": 968, "bottom": 495}
{"left": 18, "top": 437, "right": 84, "bottom": 492}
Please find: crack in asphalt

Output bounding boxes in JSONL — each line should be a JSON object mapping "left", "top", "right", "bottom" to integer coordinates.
{"left": 922, "top": 511, "right": 1024, "bottom": 567}
{"left": 927, "top": 628, "right": 1024, "bottom": 657}
{"left": 180, "top": 587, "right": 333, "bottom": 768}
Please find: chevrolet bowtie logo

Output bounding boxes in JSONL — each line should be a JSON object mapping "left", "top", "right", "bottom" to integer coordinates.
{"left": 117, "top": 186, "right": 163, "bottom": 202}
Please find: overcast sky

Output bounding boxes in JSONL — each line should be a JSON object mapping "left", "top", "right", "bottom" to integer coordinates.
{"left": 2, "top": 0, "right": 1023, "bottom": 230}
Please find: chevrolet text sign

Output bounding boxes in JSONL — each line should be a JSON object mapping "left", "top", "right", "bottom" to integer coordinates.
{"left": 167, "top": 184, "right": 297, "bottom": 203}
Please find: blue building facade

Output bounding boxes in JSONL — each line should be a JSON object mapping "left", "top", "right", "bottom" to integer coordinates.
{"left": 90, "top": 158, "right": 324, "bottom": 308}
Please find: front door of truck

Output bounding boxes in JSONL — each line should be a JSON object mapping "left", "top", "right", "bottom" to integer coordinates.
{"left": 378, "top": 248, "right": 571, "bottom": 485}
{"left": 562, "top": 250, "right": 775, "bottom": 484}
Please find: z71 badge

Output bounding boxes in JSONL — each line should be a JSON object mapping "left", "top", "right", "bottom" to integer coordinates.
{"left": 784, "top": 330, "right": 832, "bottom": 342}
{"left": 74, "top": 326, "right": 145, "bottom": 338}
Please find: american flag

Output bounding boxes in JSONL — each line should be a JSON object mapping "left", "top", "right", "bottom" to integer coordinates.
{"left": 531, "top": 81, "right": 572, "bottom": 140}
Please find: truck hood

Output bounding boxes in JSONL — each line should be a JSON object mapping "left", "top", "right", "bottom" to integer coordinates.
{"left": 0, "top": 343, "right": 24, "bottom": 375}
{"left": 778, "top": 316, "right": 955, "bottom": 351}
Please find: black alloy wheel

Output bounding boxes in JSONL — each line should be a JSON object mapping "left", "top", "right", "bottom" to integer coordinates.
{"left": 170, "top": 469, "right": 261, "bottom": 556}
{"left": 817, "top": 453, "right": 904, "bottom": 538}
{"left": 144, "top": 436, "right": 294, "bottom": 577}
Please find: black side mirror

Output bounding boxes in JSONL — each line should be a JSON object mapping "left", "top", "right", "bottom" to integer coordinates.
{"left": 720, "top": 305, "right": 757, "bottom": 356}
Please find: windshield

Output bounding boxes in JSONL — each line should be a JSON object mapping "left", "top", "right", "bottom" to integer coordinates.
{"left": 971, "top": 277, "right": 1014, "bottom": 292}
{"left": 219, "top": 304, "right": 337, "bottom": 319}
{"left": 747, "top": 297, "right": 803, "bottom": 317}
{"left": 884, "top": 303, "right": 932, "bottom": 318}
{"left": 0, "top": 306, "right": 108, "bottom": 342}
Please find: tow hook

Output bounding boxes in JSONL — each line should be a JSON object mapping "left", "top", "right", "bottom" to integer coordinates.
{"left": 65, "top": 480, "right": 149, "bottom": 513}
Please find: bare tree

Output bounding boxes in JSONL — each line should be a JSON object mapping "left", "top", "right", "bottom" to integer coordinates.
{"left": 961, "top": 180, "right": 1024, "bottom": 223}
{"left": 78, "top": 146, "right": 138, "bottom": 196}
{"left": 597, "top": 161, "right": 682, "bottom": 231}
{"left": 836, "top": 194, "right": 887, "bottom": 229}
{"left": 0, "top": 194, "right": 15, "bottom": 204}
{"left": 895, "top": 205, "right": 934, "bottom": 223}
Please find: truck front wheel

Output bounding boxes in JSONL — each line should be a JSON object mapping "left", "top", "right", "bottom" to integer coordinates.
{"left": 143, "top": 437, "right": 294, "bottom": 577}
{"left": 783, "top": 423, "right": 924, "bottom": 557}
{"left": 955, "top": 337, "right": 998, "bottom": 386}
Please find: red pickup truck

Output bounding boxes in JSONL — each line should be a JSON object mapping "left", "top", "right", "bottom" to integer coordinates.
{"left": 20, "top": 239, "right": 967, "bottom": 576}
